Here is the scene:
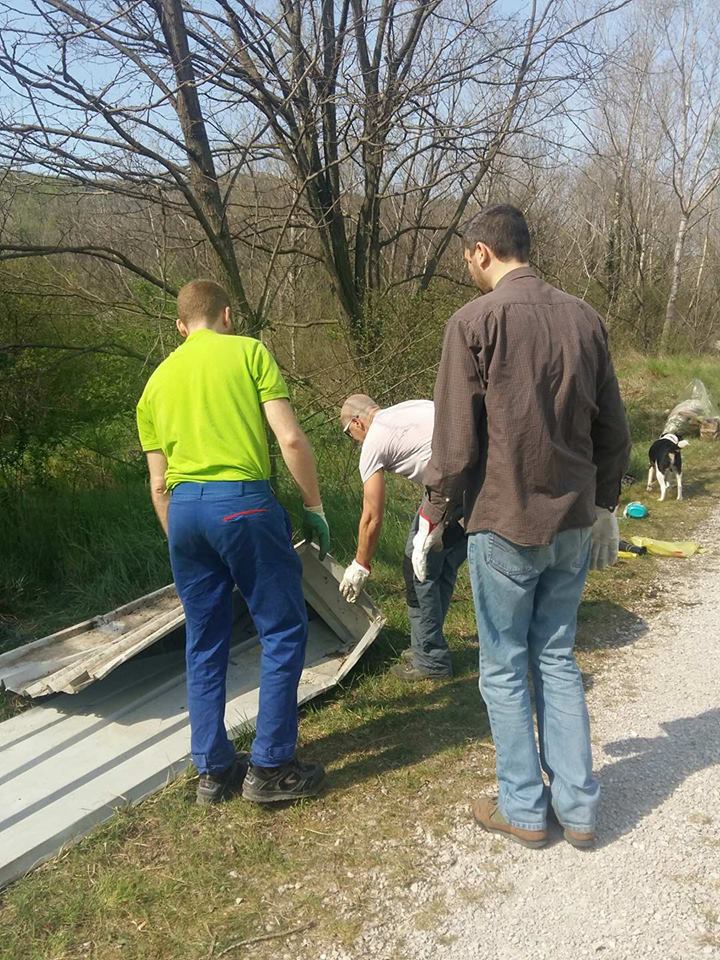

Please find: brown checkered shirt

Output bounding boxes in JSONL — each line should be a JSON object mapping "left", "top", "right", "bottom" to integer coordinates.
{"left": 423, "top": 268, "right": 631, "bottom": 545}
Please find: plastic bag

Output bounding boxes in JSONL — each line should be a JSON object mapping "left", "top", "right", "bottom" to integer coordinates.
{"left": 662, "top": 379, "right": 718, "bottom": 437}
{"left": 628, "top": 536, "right": 699, "bottom": 558}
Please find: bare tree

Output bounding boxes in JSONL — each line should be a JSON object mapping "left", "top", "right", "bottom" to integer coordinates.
{"left": 649, "top": 0, "right": 720, "bottom": 353}
{"left": 0, "top": 0, "right": 633, "bottom": 350}
{"left": 0, "top": 0, "right": 262, "bottom": 331}
{"left": 573, "top": 19, "right": 667, "bottom": 338}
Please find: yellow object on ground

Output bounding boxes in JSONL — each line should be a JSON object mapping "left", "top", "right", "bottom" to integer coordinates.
{"left": 618, "top": 550, "right": 641, "bottom": 560}
{"left": 628, "top": 536, "right": 700, "bottom": 558}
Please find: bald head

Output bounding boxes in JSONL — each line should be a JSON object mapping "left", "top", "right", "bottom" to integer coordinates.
{"left": 340, "top": 394, "right": 380, "bottom": 430}
{"left": 177, "top": 279, "right": 231, "bottom": 334}
{"left": 340, "top": 394, "right": 380, "bottom": 443}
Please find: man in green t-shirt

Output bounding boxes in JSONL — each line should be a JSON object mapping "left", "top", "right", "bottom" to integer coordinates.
{"left": 137, "top": 279, "right": 330, "bottom": 805}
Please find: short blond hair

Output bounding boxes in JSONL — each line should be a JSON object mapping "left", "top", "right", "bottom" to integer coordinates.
{"left": 177, "top": 279, "right": 230, "bottom": 327}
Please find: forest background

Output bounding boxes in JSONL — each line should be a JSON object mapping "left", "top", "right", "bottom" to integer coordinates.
{"left": 1, "top": 0, "right": 719, "bottom": 649}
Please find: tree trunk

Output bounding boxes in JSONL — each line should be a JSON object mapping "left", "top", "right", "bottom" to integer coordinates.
{"left": 659, "top": 213, "right": 688, "bottom": 354}
{"left": 605, "top": 173, "right": 623, "bottom": 310}
{"left": 687, "top": 222, "right": 710, "bottom": 349}
{"left": 155, "top": 0, "right": 259, "bottom": 334}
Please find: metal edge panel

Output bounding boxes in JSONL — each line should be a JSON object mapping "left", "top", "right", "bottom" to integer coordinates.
{"left": 0, "top": 584, "right": 179, "bottom": 667}
{"left": 1, "top": 545, "right": 384, "bottom": 699}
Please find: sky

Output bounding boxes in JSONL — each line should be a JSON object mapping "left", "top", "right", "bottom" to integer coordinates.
{"left": 0, "top": 0, "right": 663, "bottom": 184}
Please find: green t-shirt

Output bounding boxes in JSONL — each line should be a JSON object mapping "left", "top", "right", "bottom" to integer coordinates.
{"left": 136, "top": 329, "right": 289, "bottom": 488}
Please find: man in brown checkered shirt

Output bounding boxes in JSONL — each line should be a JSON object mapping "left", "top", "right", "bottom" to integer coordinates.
{"left": 413, "top": 205, "right": 630, "bottom": 850}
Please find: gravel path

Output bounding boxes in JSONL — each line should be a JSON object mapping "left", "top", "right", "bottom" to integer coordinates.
{"left": 332, "top": 509, "right": 720, "bottom": 960}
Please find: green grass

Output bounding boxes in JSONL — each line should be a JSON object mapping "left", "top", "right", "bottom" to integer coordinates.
{"left": 1, "top": 352, "right": 720, "bottom": 959}
{"left": 616, "top": 351, "right": 720, "bottom": 477}
{"left": 0, "top": 480, "right": 171, "bottom": 653}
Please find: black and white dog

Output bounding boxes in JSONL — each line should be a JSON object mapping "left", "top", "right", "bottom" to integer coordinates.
{"left": 647, "top": 433, "right": 689, "bottom": 501}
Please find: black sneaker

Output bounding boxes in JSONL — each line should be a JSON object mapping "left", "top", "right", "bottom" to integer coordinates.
{"left": 242, "top": 757, "right": 326, "bottom": 803}
{"left": 390, "top": 661, "right": 452, "bottom": 682}
{"left": 196, "top": 752, "right": 249, "bottom": 805}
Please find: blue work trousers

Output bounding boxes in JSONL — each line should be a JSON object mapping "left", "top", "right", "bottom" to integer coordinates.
{"left": 168, "top": 480, "right": 308, "bottom": 773}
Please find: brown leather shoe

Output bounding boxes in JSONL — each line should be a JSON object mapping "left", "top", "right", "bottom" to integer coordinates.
{"left": 563, "top": 827, "right": 595, "bottom": 849}
{"left": 471, "top": 796, "right": 548, "bottom": 849}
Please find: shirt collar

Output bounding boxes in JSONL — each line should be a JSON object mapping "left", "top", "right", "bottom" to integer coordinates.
{"left": 494, "top": 266, "right": 536, "bottom": 290}
{"left": 186, "top": 327, "right": 217, "bottom": 342}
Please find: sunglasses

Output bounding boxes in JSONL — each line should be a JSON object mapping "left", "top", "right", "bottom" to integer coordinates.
{"left": 343, "top": 416, "right": 359, "bottom": 437}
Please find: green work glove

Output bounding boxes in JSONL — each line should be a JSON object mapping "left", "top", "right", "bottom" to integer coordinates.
{"left": 302, "top": 504, "right": 330, "bottom": 560}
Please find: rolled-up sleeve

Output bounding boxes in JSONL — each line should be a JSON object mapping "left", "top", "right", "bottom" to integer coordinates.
{"left": 422, "top": 315, "right": 486, "bottom": 523}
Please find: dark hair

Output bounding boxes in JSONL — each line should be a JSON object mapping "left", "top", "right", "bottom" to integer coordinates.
{"left": 461, "top": 204, "right": 531, "bottom": 261}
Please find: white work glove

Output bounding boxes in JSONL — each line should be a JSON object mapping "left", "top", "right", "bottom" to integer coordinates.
{"left": 339, "top": 560, "right": 370, "bottom": 603}
{"left": 590, "top": 506, "right": 619, "bottom": 570}
{"left": 411, "top": 514, "right": 445, "bottom": 583}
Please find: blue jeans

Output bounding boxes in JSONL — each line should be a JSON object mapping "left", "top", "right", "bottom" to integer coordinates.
{"left": 403, "top": 510, "right": 467, "bottom": 676}
{"left": 168, "top": 480, "right": 307, "bottom": 773}
{"left": 467, "top": 527, "right": 599, "bottom": 832}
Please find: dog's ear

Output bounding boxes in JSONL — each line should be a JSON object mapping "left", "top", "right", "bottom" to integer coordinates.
{"left": 678, "top": 439, "right": 689, "bottom": 448}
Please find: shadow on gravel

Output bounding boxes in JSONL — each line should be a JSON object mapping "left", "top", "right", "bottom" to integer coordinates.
{"left": 596, "top": 708, "right": 720, "bottom": 846}
{"left": 576, "top": 600, "right": 648, "bottom": 656}
{"left": 576, "top": 601, "right": 649, "bottom": 694}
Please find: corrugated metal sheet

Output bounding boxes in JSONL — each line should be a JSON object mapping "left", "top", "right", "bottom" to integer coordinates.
{"left": 0, "top": 585, "right": 186, "bottom": 697}
{"left": 0, "top": 545, "right": 385, "bottom": 888}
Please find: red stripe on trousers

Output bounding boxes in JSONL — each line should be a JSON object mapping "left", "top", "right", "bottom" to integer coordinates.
{"left": 222, "top": 509, "right": 268, "bottom": 522}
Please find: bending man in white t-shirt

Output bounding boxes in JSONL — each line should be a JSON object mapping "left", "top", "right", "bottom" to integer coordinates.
{"left": 338, "top": 394, "right": 467, "bottom": 681}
